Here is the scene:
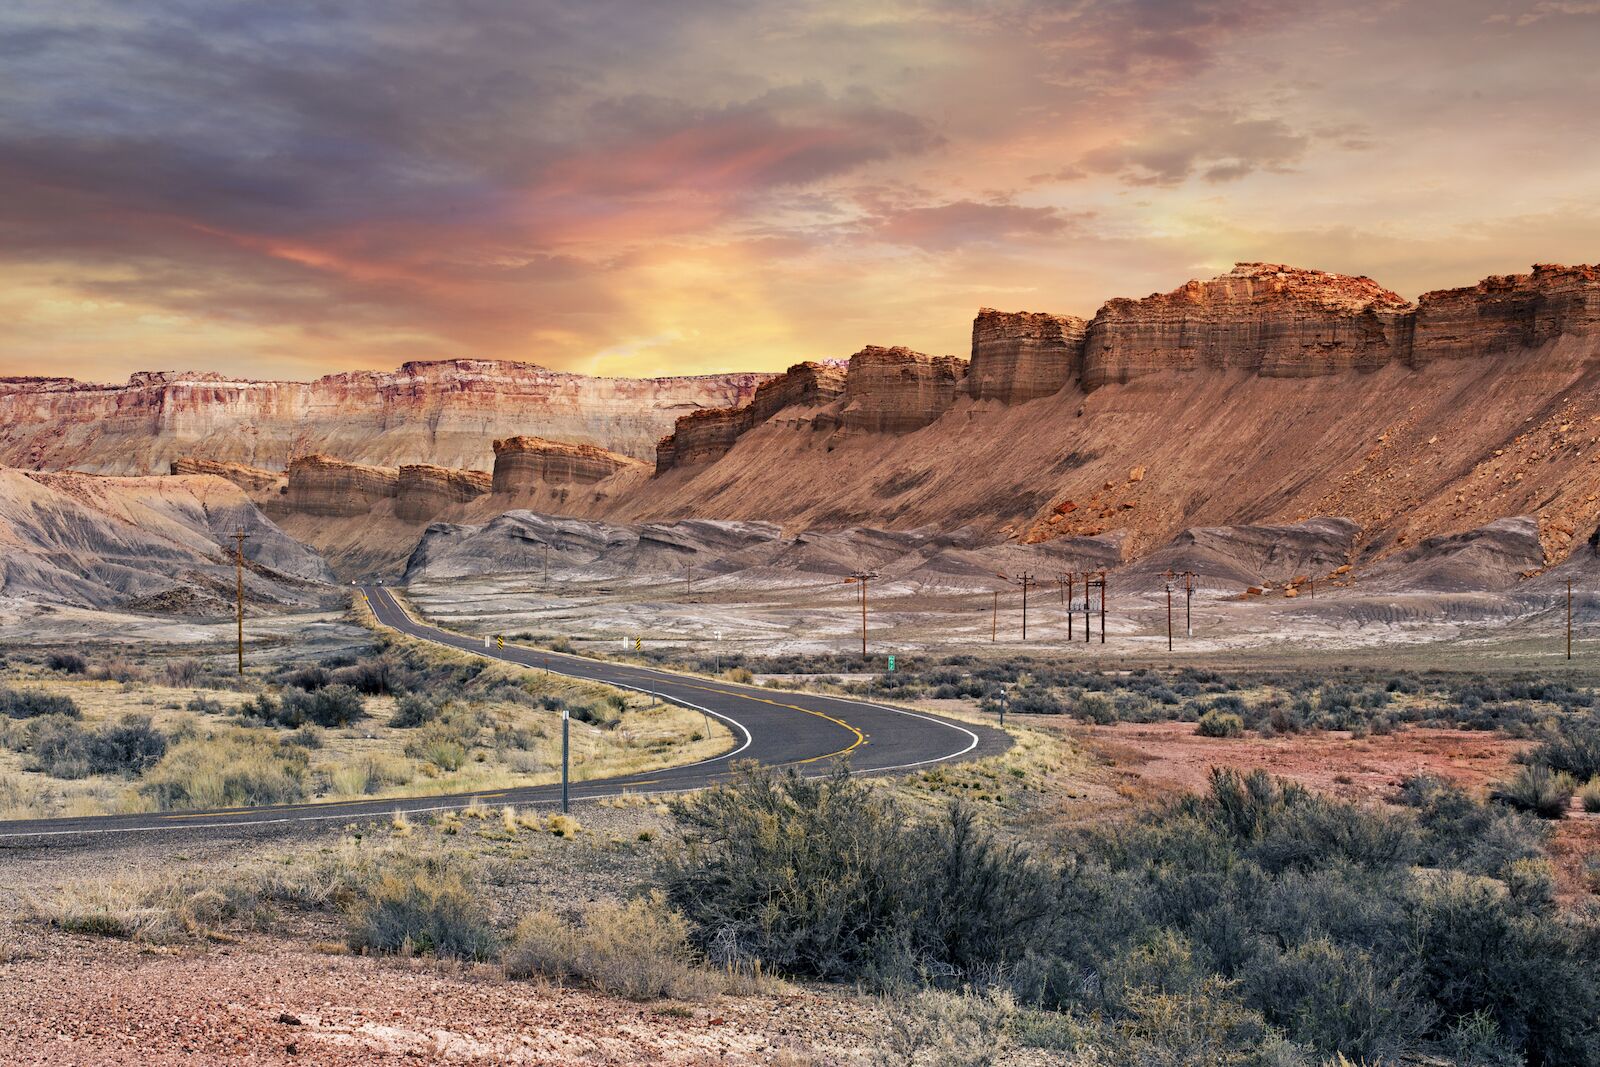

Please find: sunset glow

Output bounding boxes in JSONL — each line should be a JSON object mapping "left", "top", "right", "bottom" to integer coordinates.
{"left": 4, "top": 1, "right": 1599, "bottom": 382}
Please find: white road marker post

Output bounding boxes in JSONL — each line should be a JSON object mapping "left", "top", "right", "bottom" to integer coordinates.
{"left": 561, "top": 706, "right": 570, "bottom": 815}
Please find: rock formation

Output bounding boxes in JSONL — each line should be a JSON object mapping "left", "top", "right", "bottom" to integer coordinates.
{"left": 1413, "top": 264, "right": 1600, "bottom": 364}
{"left": 968, "top": 309, "right": 1088, "bottom": 403}
{"left": 1081, "top": 263, "right": 1413, "bottom": 388}
{"left": 286, "top": 455, "right": 399, "bottom": 517}
{"left": 655, "top": 362, "right": 846, "bottom": 473}
{"left": 169, "top": 457, "right": 285, "bottom": 495}
{"left": 395, "top": 465, "right": 493, "bottom": 521}
{"left": 836, "top": 347, "right": 966, "bottom": 433}
{"left": 0, "top": 360, "right": 770, "bottom": 474}
{"left": 494, "top": 436, "right": 645, "bottom": 491}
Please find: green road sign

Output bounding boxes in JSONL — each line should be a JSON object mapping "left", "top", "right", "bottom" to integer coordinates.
{"left": 887, "top": 655, "right": 896, "bottom": 672}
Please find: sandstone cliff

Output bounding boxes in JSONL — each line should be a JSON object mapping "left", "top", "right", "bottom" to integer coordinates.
{"left": 169, "top": 458, "right": 286, "bottom": 499}
{"left": 286, "top": 455, "right": 399, "bottom": 517}
{"left": 655, "top": 362, "right": 846, "bottom": 473}
{"left": 1413, "top": 264, "right": 1600, "bottom": 364}
{"left": 494, "top": 436, "right": 645, "bottom": 490}
{"left": 395, "top": 465, "right": 492, "bottom": 521}
{"left": 968, "top": 310, "right": 1088, "bottom": 403}
{"left": 836, "top": 347, "right": 967, "bottom": 433}
{"left": 1081, "top": 263, "right": 1413, "bottom": 388}
{"left": 0, "top": 360, "right": 770, "bottom": 474}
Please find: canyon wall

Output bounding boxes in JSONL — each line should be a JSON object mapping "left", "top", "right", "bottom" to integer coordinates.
{"left": 967, "top": 310, "right": 1088, "bottom": 402}
{"left": 169, "top": 457, "right": 285, "bottom": 496}
{"left": 395, "top": 465, "right": 492, "bottom": 521}
{"left": 1413, "top": 264, "right": 1600, "bottom": 364}
{"left": 285, "top": 455, "right": 399, "bottom": 518}
{"left": 655, "top": 361, "right": 847, "bottom": 473}
{"left": 837, "top": 347, "right": 967, "bottom": 433}
{"left": 0, "top": 359, "right": 771, "bottom": 474}
{"left": 493, "top": 436, "right": 645, "bottom": 491}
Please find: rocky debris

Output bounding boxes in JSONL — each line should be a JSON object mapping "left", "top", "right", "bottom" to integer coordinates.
{"left": 395, "top": 464, "right": 492, "bottom": 521}
{"left": 1360, "top": 516, "right": 1545, "bottom": 592}
{"left": 655, "top": 362, "right": 846, "bottom": 473}
{"left": 492, "top": 436, "right": 647, "bottom": 492}
{"left": 1414, "top": 263, "right": 1600, "bottom": 364}
{"left": 967, "top": 309, "right": 1088, "bottom": 403}
{"left": 835, "top": 347, "right": 967, "bottom": 434}
{"left": 0, "top": 359, "right": 772, "bottom": 474}
{"left": 1082, "top": 263, "right": 1413, "bottom": 388}
{"left": 0, "top": 468, "right": 333, "bottom": 611}
{"left": 286, "top": 454, "right": 399, "bottom": 517}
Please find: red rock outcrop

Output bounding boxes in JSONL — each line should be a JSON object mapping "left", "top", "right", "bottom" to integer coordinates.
{"left": 395, "top": 465, "right": 492, "bottom": 521}
{"left": 493, "top": 436, "right": 645, "bottom": 491}
{"left": 655, "top": 362, "right": 847, "bottom": 473}
{"left": 837, "top": 347, "right": 967, "bottom": 433}
{"left": 286, "top": 455, "right": 398, "bottom": 517}
{"left": 1413, "top": 263, "right": 1600, "bottom": 364}
{"left": 1081, "top": 263, "right": 1413, "bottom": 389}
{"left": 0, "top": 360, "right": 771, "bottom": 474}
{"left": 967, "top": 309, "right": 1088, "bottom": 403}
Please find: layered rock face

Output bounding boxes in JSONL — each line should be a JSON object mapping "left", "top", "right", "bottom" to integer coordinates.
{"left": 395, "top": 465, "right": 492, "bottom": 521}
{"left": 286, "top": 455, "right": 399, "bottom": 517}
{"left": 1413, "top": 264, "right": 1600, "bottom": 363}
{"left": 493, "top": 436, "right": 645, "bottom": 491}
{"left": 837, "top": 347, "right": 967, "bottom": 433}
{"left": 967, "top": 310, "right": 1088, "bottom": 402}
{"left": 1081, "top": 263, "right": 1413, "bottom": 389}
{"left": 0, "top": 360, "right": 771, "bottom": 474}
{"left": 169, "top": 457, "right": 284, "bottom": 495}
{"left": 655, "top": 362, "right": 847, "bottom": 472}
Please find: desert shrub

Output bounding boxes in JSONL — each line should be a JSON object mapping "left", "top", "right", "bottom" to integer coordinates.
{"left": 663, "top": 765, "right": 1054, "bottom": 985}
{"left": 185, "top": 695, "right": 226, "bottom": 715}
{"left": 1008, "top": 686, "right": 1064, "bottom": 715}
{"left": 345, "top": 855, "right": 495, "bottom": 961}
{"left": 329, "top": 755, "right": 411, "bottom": 796}
{"left": 723, "top": 667, "right": 754, "bottom": 684}
{"left": 160, "top": 658, "right": 204, "bottom": 686}
{"left": 329, "top": 654, "right": 404, "bottom": 695}
{"left": 1197, "top": 710, "right": 1245, "bottom": 738}
{"left": 875, "top": 986, "right": 1017, "bottom": 1067}
{"left": 139, "top": 730, "right": 307, "bottom": 810}
{"left": 506, "top": 894, "right": 710, "bottom": 1000}
{"left": 1522, "top": 715, "right": 1600, "bottom": 781}
{"left": 45, "top": 651, "right": 87, "bottom": 674}
{"left": 0, "top": 687, "right": 80, "bottom": 720}
{"left": 246, "top": 685, "right": 366, "bottom": 729}
{"left": 24, "top": 714, "right": 167, "bottom": 779}
{"left": 1490, "top": 764, "right": 1575, "bottom": 819}
{"left": 281, "top": 664, "right": 330, "bottom": 691}
{"left": 1581, "top": 777, "right": 1600, "bottom": 814}
{"left": 1399, "top": 775, "right": 1546, "bottom": 880}
{"left": 1073, "top": 692, "right": 1117, "bottom": 725}
{"left": 388, "top": 693, "right": 441, "bottom": 728}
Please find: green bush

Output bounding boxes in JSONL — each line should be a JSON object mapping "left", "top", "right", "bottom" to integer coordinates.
{"left": 1490, "top": 764, "right": 1575, "bottom": 819}
{"left": 1197, "top": 710, "right": 1245, "bottom": 738}
{"left": 244, "top": 685, "right": 366, "bottom": 729}
{"left": 345, "top": 856, "right": 495, "bottom": 961}
{"left": 388, "top": 693, "right": 441, "bottom": 728}
{"left": 1524, "top": 716, "right": 1600, "bottom": 781}
{"left": 663, "top": 765, "right": 1054, "bottom": 985}
{"left": 45, "top": 652, "right": 87, "bottom": 674}
{"left": 1580, "top": 777, "right": 1600, "bottom": 814}
{"left": 1073, "top": 693, "right": 1117, "bottom": 724}
{"left": 0, "top": 687, "right": 80, "bottom": 720}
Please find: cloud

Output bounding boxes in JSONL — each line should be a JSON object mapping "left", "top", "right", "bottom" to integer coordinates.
{"left": 871, "top": 200, "right": 1082, "bottom": 250}
{"left": 1079, "top": 109, "right": 1310, "bottom": 186}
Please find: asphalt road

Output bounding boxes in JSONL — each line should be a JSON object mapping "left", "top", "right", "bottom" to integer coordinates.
{"left": 0, "top": 585, "right": 1007, "bottom": 846}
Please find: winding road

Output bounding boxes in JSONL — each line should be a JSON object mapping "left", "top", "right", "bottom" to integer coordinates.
{"left": 0, "top": 586, "right": 1007, "bottom": 846}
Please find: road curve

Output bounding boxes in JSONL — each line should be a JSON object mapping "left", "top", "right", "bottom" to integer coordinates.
{"left": 0, "top": 586, "right": 1008, "bottom": 846}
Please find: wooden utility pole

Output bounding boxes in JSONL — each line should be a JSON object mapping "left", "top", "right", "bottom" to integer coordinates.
{"left": 995, "top": 571, "right": 1037, "bottom": 640}
{"left": 543, "top": 542, "right": 549, "bottom": 586}
{"left": 233, "top": 528, "right": 249, "bottom": 674}
{"left": 1083, "top": 570, "right": 1107, "bottom": 644}
{"left": 1057, "top": 572, "right": 1075, "bottom": 641}
{"left": 1185, "top": 571, "right": 1195, "bottom": 638}
{"left": 992, "top": 590, "right": 999, "bottom": 642}
{"left": 846, "top": 571, "right": 879, "bottom": 657}
{"left": 1568, "top": 578, "right": 1574, "bottom": 660}
{"left": 1165, "top": 578, "right": 1173, "bottom": 652}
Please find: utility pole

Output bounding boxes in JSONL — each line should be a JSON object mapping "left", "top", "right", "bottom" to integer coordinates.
{"left": 1165, "top": 577, "right": 1174, "bottom": 652}
{"left": 1185, "top": 571, "right": 1195, "bottom": 638}
{"left": 1568, "top": 578, "right": 1574, "bottom": 660}
{"left": 685, "top": 564, "right": 693, "bottom": 597}
{"left": 543, "top": 541, "right": 549, "bottom": 586}
{"left": 1083, "top": 570, "right": 1107, "bottom": 644}
{"left": 846, "top": 571, "right": 879, "bottom": 657}
{"left": 995, "top": 572, "right": 1037, "bottom": 640}
{"left": 233, "top": 527, "right": 248, "bottom": 675}
{"left": 560, "top": 706, "right": 570, "bottom": 814}
{"left": 992, "top": 590, "right": 999, "bottom": 642}
{"left": 1057, "top": 572, "right": 1075, "bottom": 642}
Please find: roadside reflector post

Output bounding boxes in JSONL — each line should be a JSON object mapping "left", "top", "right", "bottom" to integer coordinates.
{"left": 998, "top": 687, "right": 1007, "bottom": 728}
{"left": 561, "top": 706, "right": 570, "bottom": 814}
{"left": 484, "top": 635, "right": 490, "bottom": 650}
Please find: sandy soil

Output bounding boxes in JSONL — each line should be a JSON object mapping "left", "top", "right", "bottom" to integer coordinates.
{"left": 0, "top": 928, "right": 875, "bottom": 1066}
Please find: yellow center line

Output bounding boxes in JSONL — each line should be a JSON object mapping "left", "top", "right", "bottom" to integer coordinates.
{"left": 364, "top": 587, "right": 867, "bottom": 767}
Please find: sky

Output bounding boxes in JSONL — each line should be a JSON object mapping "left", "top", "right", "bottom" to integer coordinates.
{"left": 2, "top": 1, "right": 1598, "bottom": 383}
